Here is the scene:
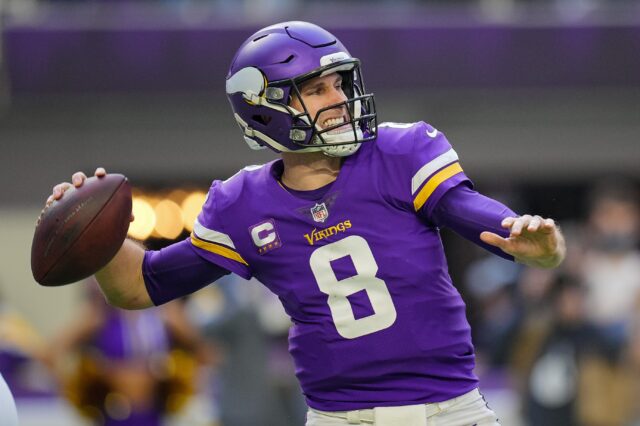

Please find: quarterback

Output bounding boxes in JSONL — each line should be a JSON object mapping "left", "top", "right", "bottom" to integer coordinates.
{"left": 48, "top": 22, "right": 565, "bottom": 426}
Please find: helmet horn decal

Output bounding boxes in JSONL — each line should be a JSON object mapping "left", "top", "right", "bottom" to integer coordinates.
{"left": 226, "top": 67, "right": 266, "bottom": 103}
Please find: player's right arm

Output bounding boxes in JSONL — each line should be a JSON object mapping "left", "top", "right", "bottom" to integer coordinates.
{"left": 95, "top": 239, "right": 150, "bottom": 309}
{"left": 48, "top": 169, "right": 230, "bottom": 310}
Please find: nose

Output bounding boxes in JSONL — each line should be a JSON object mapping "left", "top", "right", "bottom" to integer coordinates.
{"left": 324, "top": 86, "right": 347, "bottom": 114}
{"left": 329, "top": 85, "right": 347, "bottom": 103}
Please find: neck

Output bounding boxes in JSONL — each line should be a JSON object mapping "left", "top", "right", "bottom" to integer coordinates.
{"left": 280, "top": 151, "right": 342, "bottom": 191}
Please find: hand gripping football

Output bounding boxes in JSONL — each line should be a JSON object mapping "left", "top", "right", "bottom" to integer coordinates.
{"left": 31, "top": 174, "right": 132, "bottom": 286}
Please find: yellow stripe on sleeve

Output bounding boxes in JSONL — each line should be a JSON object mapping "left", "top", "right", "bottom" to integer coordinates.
{"left": 190, "top": 234, "right": 249, "bottom": 266}
{"left": 413, "top": 162, "right": 464, "bottom": 211}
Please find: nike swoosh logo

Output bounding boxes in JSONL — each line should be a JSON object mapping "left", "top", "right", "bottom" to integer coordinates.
{"left": 426, "top": 128, "right": 438, "bottom": 138}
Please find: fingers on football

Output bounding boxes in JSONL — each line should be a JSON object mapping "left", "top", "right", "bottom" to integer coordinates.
{"left": 71, "top": 172, "right": 88, "bottom": 187}
{"left": 50, "top": 168, "right": 107, "bottom": 203}
{"left": 52, "top": 182, "right": 73, "bottom": 200}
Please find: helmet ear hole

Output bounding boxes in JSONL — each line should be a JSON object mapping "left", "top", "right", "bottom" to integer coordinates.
{"left": 252, "top": 115, "right": 272, "bottom": 126}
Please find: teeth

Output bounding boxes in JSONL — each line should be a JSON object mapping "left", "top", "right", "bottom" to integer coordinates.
{"left": 322, "top": 117, "right": 344, "bottom": 128}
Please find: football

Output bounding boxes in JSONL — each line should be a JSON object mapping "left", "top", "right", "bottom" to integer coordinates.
{"left": 31, "top": 174, "right": 132, "bottom": 286}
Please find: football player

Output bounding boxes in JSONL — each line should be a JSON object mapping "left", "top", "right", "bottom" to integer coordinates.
{"left": 48, "top": 22, "right": 565, "bottom": 426}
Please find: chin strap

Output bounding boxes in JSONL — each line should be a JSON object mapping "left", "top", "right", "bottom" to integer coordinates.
{"left": 317, "top": 126, "right": 364, "bottom": 157}
{"left": 321, "top": 142, "right": 361, "bottom": 157}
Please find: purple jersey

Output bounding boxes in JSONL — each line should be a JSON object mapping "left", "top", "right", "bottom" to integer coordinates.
{"left": 190, "top": 122, "right": 478, "bottom": 410}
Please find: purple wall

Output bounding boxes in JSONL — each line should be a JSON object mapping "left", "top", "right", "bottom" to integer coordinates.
{"left": 5, "top": 19, "right": 640, "bottom": 93}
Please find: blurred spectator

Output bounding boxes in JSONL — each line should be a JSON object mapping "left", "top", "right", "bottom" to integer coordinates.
{"left": 577, "top": 313, "right": 640, "bottom": 426}
{"left": 196, "top": 279, "right": 272, "bottom": 426}
{"left": 507, "top": 267, "right": 559, "bottom": 387}
{"left": 47, "top": 280, "right": 214, "bottom": 426}
{"left": 578, "top": 179, "right": 640, "bottom": 352}
{"left": 511, "top": 275, "right": 605, "bottom": 426}
{"left": 621, "top": 316, "right": 640, "bottom": 424}
{"left": 464, "top": 255, "right": 522, "bottom": 368}
{"left": 506, "top": 179, "right": 640, "bottom": 426}
{"left": 254, "top": 282, "right": 308, "bottom": 426}
{"left": 0, "top": 288, "right": 55, "bottom": 399}
{"left": 190, "top": 275, "right": 307, "bottom": 426}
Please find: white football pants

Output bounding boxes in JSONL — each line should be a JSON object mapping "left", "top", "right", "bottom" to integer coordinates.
{"left": 0, "top": 373, "right": 18, "bottom": 426}
{"left": 306, "top": 388, "right": 500, "bottom": 426}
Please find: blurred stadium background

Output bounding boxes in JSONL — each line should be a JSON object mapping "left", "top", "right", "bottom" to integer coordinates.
{"left": 0, "top": 0, "right": 639, "bottom": 425}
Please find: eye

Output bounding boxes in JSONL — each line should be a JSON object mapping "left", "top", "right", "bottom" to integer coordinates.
{"left": 305, "top": 87, "right": 322, "bottom": 96}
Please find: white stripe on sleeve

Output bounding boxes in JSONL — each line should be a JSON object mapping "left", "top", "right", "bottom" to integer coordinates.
{"left": 193, "top": 219, "right": 237, "bottom": 249}
{"left": 411, "top": 148, "right": 459, "bottom": 195}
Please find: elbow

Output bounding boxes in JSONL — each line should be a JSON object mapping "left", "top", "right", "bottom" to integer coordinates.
{"left": 102, "top": 293, "right": 131, "bottom": 309}
{"left": 103, "top": 292, "right": 152, "bottom": 310}
{"left": 98, "top": 269, "right": 154, "bottom": 310}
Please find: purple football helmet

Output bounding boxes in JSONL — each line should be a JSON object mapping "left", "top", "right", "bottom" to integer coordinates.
{"left": 226, "top": 21, "right": 377, "bottom": 157}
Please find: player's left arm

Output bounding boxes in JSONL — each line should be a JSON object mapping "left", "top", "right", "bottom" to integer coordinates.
{"left": 404, "top": 122, "right": 565, "bottom": 269}
{"left": 480, "top": 215, "right": 566, "bottom": 269}
{"left": 430, "top": 184, "right": 565, "bottom": 268}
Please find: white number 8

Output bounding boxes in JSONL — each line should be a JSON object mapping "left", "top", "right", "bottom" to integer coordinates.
{"left": 309, "top": 235, "right": 397, "bottom": 339}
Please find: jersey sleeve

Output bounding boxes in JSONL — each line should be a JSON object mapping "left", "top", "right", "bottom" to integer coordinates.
{"left": 432, "top": 183, "right": 517, "bottom": 261}
{"left": 189, "top": 180, "right": 252, "bottom": 280}
{"left": 409, "top": 122, "right": 473, "bottom": 221}
{"left": 143, "top": 238, "right": 231, "bottom": 306}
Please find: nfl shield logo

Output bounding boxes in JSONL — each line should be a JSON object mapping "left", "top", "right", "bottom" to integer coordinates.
{"left": 310, "top": 203, "right": 329, "bottom": 223}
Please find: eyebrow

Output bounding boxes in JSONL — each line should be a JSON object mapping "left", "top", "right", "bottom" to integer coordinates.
{"left": 300, "top": 75, "right": 343, "bottom": 93}
{"left": 301, "top": 81, "right": 324, "bottom": 92}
